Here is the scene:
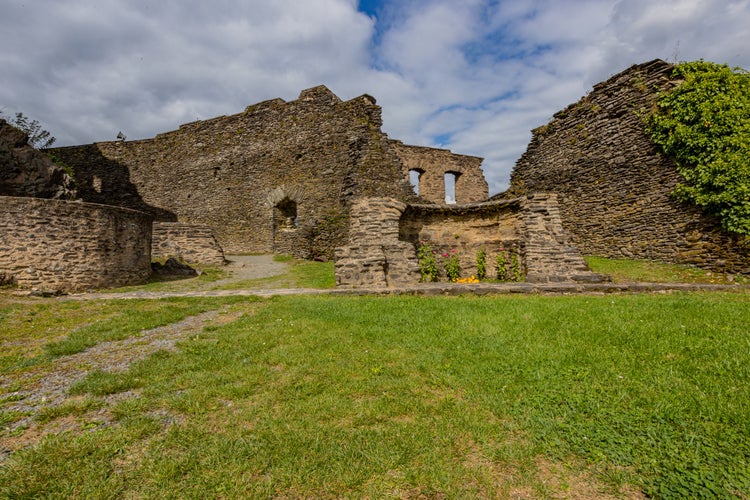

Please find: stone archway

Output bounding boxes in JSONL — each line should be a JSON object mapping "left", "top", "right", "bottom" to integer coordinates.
{"left": 265, "top": 186, "right": 306, "bottom": 257}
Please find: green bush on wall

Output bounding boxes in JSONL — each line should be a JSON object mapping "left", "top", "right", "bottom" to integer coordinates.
{"left": 646, "top": 60, "right": 750, "bottom": 236}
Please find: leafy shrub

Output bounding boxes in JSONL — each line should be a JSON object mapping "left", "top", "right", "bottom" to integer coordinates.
{"left": 475, "top": 248, "right": 487, "bottom": 280}
{"left": 417, "top": 242, "right": 439, "bottom": 282}
{"left": 646, "top": 61, "right": 750, "bottom": 236}
{"left": 442, "top": 250, "right": 460, "bottom": 282}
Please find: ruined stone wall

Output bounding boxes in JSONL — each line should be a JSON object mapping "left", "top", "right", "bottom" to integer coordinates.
{"left": 391, "top": 141, "right": 488, "bottom": 205}
{"left": 335, "top": 198, "right": 419, "bottom": 287}
{"left": 336, "top": 195, "right": 604, "bottom": 287}
{"left": 400, "top": 195, "right": 603, "bottom": 282}
{"left": 509, "top": 59, "right": 749, "bottom": 274}
{"left": 399, "top": 199, "right": 523, "bottom": 280}
{"left": 51, "top": 86, "right": 417, "bottom": 258}
{"left": 0, "top": 196, "right": 152, "bottom": 292}
{"left": 151, "top": 222, "right": 225, "bottom": 266}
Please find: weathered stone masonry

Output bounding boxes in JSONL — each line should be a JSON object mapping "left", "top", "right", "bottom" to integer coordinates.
{"left": 0, "top": 196, "right": 152, "bottom": 292}
{"left": 1, "top": 121, "right": 153, "bottom": 292}
{"left": 391, "top": 141, "right": 488, "bottom": 204}
{"left": 52, "top": 86, "right": 488, "bottom": 260}
{"left": 335, "top": 194, "right": 604, "bottom": 287}
{"left": 509, "top": 59, "right": 749, "bottom": 274}
{"left": 151, "top": 222, "right": 226, "bottom": 266}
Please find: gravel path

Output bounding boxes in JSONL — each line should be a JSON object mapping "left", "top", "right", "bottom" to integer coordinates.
{"left": 214, "top": 254, "right": 288, "bottom": 283}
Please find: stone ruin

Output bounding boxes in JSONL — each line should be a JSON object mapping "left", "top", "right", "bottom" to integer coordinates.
{"left": 2, "top": 59, "right": 748, "bottom": 292}
{"left": 335, "top": 194, "right": 606, "bottom": 287}
{"left": 509, "top": 59, "right": 748, "bottom": 275}
{"left": 0, "top": 119, "right": 153, "bottom": 291}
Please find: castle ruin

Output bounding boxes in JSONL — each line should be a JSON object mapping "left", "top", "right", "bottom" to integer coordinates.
{"left": 2, "top": 60, "right": 748, "bottom": 292}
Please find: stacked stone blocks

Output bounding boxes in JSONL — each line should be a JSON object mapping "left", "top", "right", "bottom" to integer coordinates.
{"left": 0, "top": 197, "right": 152, "bottom": 292}
{"left": 510, "top": 59, "right": 749, "bottom": 274}
{"left": 151, "top": 222, "right": 226, "bottom": 266}
{"left": 336, "top": 195, "right": 606, "bottom": 287}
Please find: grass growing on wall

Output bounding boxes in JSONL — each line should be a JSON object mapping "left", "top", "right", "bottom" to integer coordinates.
{"left": 2, "top": 293, "right": 750, "bottom": 497}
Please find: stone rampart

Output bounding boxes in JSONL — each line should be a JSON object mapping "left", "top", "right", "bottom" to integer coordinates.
{"left": 151, "top": 222, "right": 226, "bottom": 266}
{"left": 0, "top": 196, "right": 152, "bottom": 292}
{"left": 50, "top": 86, "right": 493, "bottom": 260}
{"left": 50, "top": 86, "right": 419, "bottom": 259}
{"left": 509, "top": 59, "right": 749, "bottom": 274}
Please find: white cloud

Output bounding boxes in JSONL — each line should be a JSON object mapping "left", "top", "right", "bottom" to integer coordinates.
{"left": 1, "top": 0, "right": 748, "bottom": 194}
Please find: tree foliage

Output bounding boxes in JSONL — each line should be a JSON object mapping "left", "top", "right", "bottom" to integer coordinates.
{"left": 646, "top": 61, "right": 750, "bottom": 236}
{"left": 0, "top": 111, "right": 56, "bottom": 149}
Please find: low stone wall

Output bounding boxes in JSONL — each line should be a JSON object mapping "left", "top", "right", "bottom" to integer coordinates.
{"left": 152, "top": 222, "right": 226, "bottom": 266}
{"left": 0, "top": 196, "right": 152, "bottom": 292}
{"left": 335, "top": 195, "right": 605, "bottom": 287}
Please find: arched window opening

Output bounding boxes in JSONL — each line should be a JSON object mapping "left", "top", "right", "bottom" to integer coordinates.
{"left": 444, "top": 172, "right": 460, "bottom": 204}
{"left": 275, "top": 198, "right": 298, "bottom": 230}
{"left": 409, "top": 169, "right": 424, "bottom": 195}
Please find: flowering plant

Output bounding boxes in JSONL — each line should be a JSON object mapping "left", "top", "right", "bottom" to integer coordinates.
{"left": 417, "top": 242, "right": 439, "bottom": 282}
{"left": 476, "top": 247, "right": 487, "bottom": 280}
{"left": 442, "top": 249, "right": 461, "bottom": 282}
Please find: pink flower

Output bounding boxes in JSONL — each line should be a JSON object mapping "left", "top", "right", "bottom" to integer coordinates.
{"left": 442, "top": 253, "right": 448, "bottom": 258}
{"left": 450, "top": 249, "right": 456, "bottom": 253}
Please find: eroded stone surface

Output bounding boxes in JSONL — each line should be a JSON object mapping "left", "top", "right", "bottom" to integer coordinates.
{"left": 0, "top": 119, "right": 75, "bottom": 200}
{"left": 509, "top": 59, "right": 749, "bottom": 274}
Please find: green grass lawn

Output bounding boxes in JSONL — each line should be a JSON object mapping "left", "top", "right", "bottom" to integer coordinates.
{"left": 585, "top": 256, "right": 749, "bottom": 285}
{"left": 2, "top": 292, "right": 749, "bottom": 498}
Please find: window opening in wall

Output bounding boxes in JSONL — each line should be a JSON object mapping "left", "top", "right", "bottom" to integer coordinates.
{"left": 276, "top": 198, "right": 298, "bottom": 230}
{"left": 409, "top": 169, "right": 424, "bottom": 195}
{"left": 444, "top": 172, "right": 459, "bottom": 204}
{"left": 92, "top": 175, "right": 102, "bottom": 194}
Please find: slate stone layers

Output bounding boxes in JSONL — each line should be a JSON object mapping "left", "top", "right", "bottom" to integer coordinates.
{"left": 151, "top": 222, "right": 226, "bottom": 266}
{"left": 51, "top": 86, "right": 422, "bottom": 259}
{"left": 509, "top": 59, "right": 749, "bottom": 274}
{"left": 335, "top": 198, "right": 420, "bottom": 287}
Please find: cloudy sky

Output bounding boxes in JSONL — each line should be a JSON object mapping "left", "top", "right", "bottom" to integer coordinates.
{"left": 1, "top": 0, "right": 748, "bottom": 194}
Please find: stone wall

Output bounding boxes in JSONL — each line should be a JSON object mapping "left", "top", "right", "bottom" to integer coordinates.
{"left": 509, "top": 59, "right": 749, "bottom": 274}
{"left": 0, "top": 196, "right": 152, "bottom": 292}
{"left": 151, "top": 222, "right": 226, "bottom": 266}
{"left": 391, "top": 141, "right": 488, "bottom": 205}
{"left": 335, "top": 198, "right": 420, "bottom": 287}
{"left": 51, "top": 86, "right": 419, "bottom": 258}
{"left": 50, "top": 86, "right": 496, "bottom": 260}
{"left": 336, "top": 195, "right": 605, "bottom": 287}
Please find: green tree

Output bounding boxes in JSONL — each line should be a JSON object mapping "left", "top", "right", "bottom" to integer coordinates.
{"left": 646, "top": 61, "right": 750, "bottom": 236}
{"left": 0, "top": 111, "right": 56, "bottom": 149}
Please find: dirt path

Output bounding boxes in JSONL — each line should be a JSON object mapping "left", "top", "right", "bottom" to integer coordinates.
{"left": 216, "top": 254, "right": 288, "bottom": 283}
{"left": 0, "top": 306, "right": 246, "bottom": 462}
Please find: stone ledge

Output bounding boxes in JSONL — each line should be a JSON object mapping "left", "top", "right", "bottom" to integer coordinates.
{"left": 54, "top": 282, "right": 750, "bottom": 301}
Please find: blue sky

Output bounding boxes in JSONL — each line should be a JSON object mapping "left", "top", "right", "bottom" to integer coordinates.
{"left": 1, "top": 0, "right": 749, "bottom": 194}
